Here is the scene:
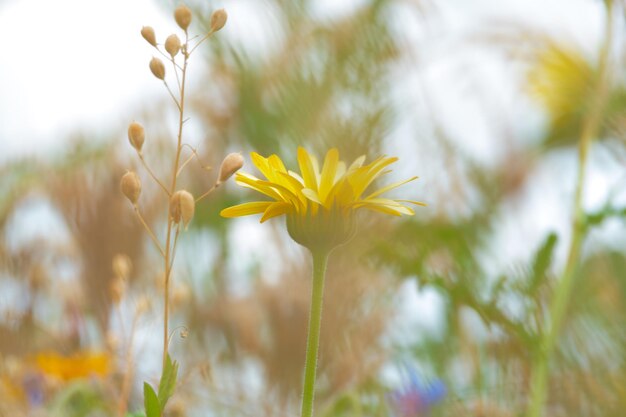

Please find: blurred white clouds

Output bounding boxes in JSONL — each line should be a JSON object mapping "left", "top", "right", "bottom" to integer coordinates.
{"left": 0, "top": 0, "right": 607, "bottom": 161}
{"left": 0, "top": 0, "right": 176, "bottom": 158}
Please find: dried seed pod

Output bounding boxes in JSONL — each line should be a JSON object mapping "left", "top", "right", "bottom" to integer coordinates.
{"left": 164, "top": 34, "right": 181, "bottom": 57}
{"left": 210, "top": 9, "right": 227, "bottom": 33}
{"left": 172, "top": 284, "right": 191, "bottom": 307}
{"left": 120, "top": 171, "right": 141, "bottom": 204}
{"left": 174, "top": 5, "right": 192, "bottom": 31}
{"left": 110, "top": 278, "right": 125, "bottom": 304}
{"left": 170, "top": 190, "right": 195, "bottom": 227}
{"left": 112, "top": 254, "right": 132, "bottom": 280}
{"left": 29, "top": 265, "right": 47, "bottom": 290}
{"left": 127, "top": 122, "right": 145, "bottom": 152}
{"left": 106, "top": 333, "right": 120, "bottom": 351}
{"left": 168, "top": 399, "right": 187, "bottom": 417}
{"left": 218, "top": 152, "right": 244, "bottom": 184}
{"left": 149, "top": 57, "right": 165, "bottom": 80}
{"left": 141, "top": 26, "right": 157, "bottom": 47}
{"left": 135, "top": 296, "right": 152, "bottom": 315}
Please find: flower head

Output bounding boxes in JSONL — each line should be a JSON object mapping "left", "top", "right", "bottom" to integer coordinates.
{"left": 34, "top": 351, "right": 110, "bottom": 382}
{"left": 388, "top": 369, "right": 447, "bottom": 417}
{"left": 220, "top": 147, "right": 424, "bottom": 251}
{"left": 527, "top": 43, "right": 593, "bottom": 127}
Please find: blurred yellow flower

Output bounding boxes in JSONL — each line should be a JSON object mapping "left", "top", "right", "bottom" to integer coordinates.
{"left": 1, "top": 375, "right": 26, "bottom": 403}
{"left": 527, "top": 43, "right": 594, "bottom": 126}
{"left": 221, "top": 147, "right": 424, "bottom": 250}
{"left": 35, "top": 351, "right": 110, "bottom": 382}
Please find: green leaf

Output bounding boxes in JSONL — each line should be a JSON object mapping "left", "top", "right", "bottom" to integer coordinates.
{"left": 158, "top": 354, "right": 179, "bottom": 410}
{"left": 528, "top": 232, "right": 558, "bottom": 294}
{"left": 143, "top": 382, "right": 160, "bottom": 417}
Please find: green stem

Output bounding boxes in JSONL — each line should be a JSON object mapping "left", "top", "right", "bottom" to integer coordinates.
{"left": 526, "top": 3, "right": 613, "bottom": 416}
{"left": 301, "top": 249, "right": 330, "bottom": 417}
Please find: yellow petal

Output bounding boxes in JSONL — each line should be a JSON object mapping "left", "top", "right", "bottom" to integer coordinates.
{"left": 349, "top": 156, "right": 398, "bottom": 199}
{"left": 348, "top": 155, "right": 366, "bottom": 171}
{"left": 318, "top": 148, "right": 339, "bottom": 205}
{"left": 365, "top": 176, "right": 418, "bottom": 200}
{"left": 334, "top": 161, "right": 347, "bottom": 183}
{"left": 359, "top": 204, "right": 404, "bottom": 216}
{"left": 220, "top": 201, "right": 272, "bottom": 218}
{"left": 366, "top": 157, "right": 398, "bottom": 181}
{"left": 235, "top": 172, "right": 283, "bottom": 201}
{"left": 255, "top": 179, "right": 301, "bottom": 203}
{"left": 331, "top": 178, "right": 356, "bottom": 206}
{"left": 278, "top": 172, "right": 306, "bottom": 203}
{"left": 250, "top": 152, "right": 277, "bottom": 182}
{"left": 301, "top": 188, "right": 322, "bottom": 205}
{"left": 260, "top": 201, "right": 292, "bottom": 223}
{"left": 310, "top": 152, "right": 321, "bottom": 184}
{"left": 268, "top": 154, "right": 288, "bottom": 173}
{"left": 364, "top": 203, "right": 414, "bottom": 216}
{"left": 297, "top": 147, "right": 318, "bottom": 190}
{"left": 354, "top": 198, "right": 415, "bottom": 215}
{"left": 288, "top": 170, "right": 305, "bottom": 185}
{"left": 396, "top": 199, "right": 427, "bottom": 206}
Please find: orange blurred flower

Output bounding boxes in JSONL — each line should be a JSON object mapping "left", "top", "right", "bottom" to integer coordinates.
{"left": 34, "top": 351, "right": 110, "bottom": 381}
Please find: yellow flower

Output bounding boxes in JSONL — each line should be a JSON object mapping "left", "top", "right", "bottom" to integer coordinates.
{"left": 35, "top": 351, "right": 110, "bottom": 382}
{"left": 527, "top": 43, "right": 594, "bottom": 126}
{"left": 220, "top": 147, "right": 424, "bottom": 250}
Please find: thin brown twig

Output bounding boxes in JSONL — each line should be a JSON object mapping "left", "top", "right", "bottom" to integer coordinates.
{"left": 163, "top": 80, "right": 181, "bottom": 111}
{"left": 156, "top": 47, "right": 184, "bottom": 71}
{"left": 171, "top": 55, "right": 182, "bottom": 92}
{"left": 117, "top": 310, "right": 140, "bottom": 417}
{"left": 138, "top": 153, "right": 170, "bottom": 196}
{"left": 134, "top": 207, "right": 166, "bottom": 257}
{"left": 177, "top": 144, "right": 212, "bottom": 177}
{"left": 195, "top": 183, "right": 219, "bottom": 203}
{"left": 188, "top": 30, "right": 215, "bottom": 56}
{"left": 177, "top": 153, "right": 196, "bottom": 177}
{"left": 169, "top": 225, "right": 181, "bottom": 272}
{"left": 162, "top": 30, "right": 190, "bottom": 372}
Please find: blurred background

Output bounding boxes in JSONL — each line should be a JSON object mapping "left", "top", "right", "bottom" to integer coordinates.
{"left": 1, "top": 0, "right": 626, "bottom": 416}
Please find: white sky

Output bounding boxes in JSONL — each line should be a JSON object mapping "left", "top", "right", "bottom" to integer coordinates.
{"left": 0, "top": 0, "right": 170, "bottom": 157}
{"left": 0, "top": 0, "right": 606, "bottom": 158}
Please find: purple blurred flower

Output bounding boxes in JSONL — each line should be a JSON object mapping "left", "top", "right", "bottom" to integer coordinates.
{"left": 388, "top": 369, "right": 446, "bottom": 416}
{"left": 22, "top": 373, "right": 44, "bottom": 407}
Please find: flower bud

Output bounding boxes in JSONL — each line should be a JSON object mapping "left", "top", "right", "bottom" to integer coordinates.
{"left": 120, "top": 171, "right": 141, "bottom": 204}
{"left": 210, "top": 9, "right": 227, "bottom": 33}
{"left": 141, "top": 26, "right": 157, "bottom": 47}
{"left": 170, "top": 190, "right": 195, "bottom": 228}
{"left": 165, "top": 34, "right": 181, "bottom": 57}
{"left": 127, "top": 122, "right": 145, "bottom": 152}
{"left": 149, "top": 57, "right": 165, "bottom": 80}
{"left": 174, "top": 5, "right": 192, "bottom": 31}
{"left": 218, "top": 152, "right": 244, "bottom": 184}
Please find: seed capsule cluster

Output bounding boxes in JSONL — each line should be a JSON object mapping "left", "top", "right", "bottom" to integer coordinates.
{"left": 121, "top": 4, "right": 237, "bottom": 224}
{"left": 139, "top": 6, "right": 228, "bottom": 83}
{"left": 117, "top": 4, "right": 237, "bottom": 413}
